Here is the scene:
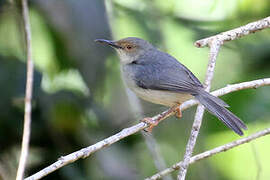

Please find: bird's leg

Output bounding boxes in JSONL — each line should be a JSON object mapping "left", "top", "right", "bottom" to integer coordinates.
{"left": 141, "top": 105, "right": 178, "bottom": 132}
{"left": 174, "top": 104, "right": 182, "bottom": 118}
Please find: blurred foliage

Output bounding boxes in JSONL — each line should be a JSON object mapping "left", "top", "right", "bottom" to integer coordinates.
{"left": 0, "top": 0, "right": 269, "bottom": 179}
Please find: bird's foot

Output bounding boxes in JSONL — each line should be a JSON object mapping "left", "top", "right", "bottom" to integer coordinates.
{"left": 174, "top": 105, "right": 182, "bottom": 118}
{"left": 141, "top": 117, "right": 159, "bottom": 133}
{"left": 141, "top": 105, "right": 182, "bottom": 132}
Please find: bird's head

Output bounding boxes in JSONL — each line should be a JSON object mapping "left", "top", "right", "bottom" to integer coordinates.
{"left": 95, "top": 37, "right": 154, "bottom": 64}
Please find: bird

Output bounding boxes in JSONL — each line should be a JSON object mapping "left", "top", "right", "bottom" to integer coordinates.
{"left": 95, "top": 37, "right": 247, "bottom": 136}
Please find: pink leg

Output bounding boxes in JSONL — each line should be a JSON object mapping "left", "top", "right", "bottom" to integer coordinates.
{"left": 141, "top": 104, "right": 181, "bottom": 132}
{"left": 175, "top": 105, "right": 182, "bottom": 118}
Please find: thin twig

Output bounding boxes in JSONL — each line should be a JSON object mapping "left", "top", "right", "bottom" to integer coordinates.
{"left": 251, "top": 143, "right": 262, "bottom": 180}
{"left": 142, "top": 132, "right": 173, "bottom": 180}
{"left": 25, "top": 78, "right": 270, "bottom": 180}
{"left": 178, "top": 39, "right": 221, "bottom": 180}
{"left": 16, "top": 0, "right": 34, "bottom": 180}
{"left": 147, "top": 127, "right": 270, "bottom": 180}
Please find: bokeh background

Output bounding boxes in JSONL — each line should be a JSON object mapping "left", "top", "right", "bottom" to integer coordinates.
{"left": 0, "top": 0, "right": 270, "bottom": 179}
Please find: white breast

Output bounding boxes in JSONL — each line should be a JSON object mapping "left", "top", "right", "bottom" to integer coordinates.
{"left": 130, "top": 85, "right": 193, "bottom": 107}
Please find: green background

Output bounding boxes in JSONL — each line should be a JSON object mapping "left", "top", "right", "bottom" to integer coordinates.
{"left": 0, "top": 0, "right": 270, "bottom": 179}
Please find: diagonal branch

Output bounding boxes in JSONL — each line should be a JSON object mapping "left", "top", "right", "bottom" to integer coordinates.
{"left": 16, "top": 0, "right": 34, "bottom": 180}
{"left": 25, "top": 78, "right": 270, "bottom": 180}
{"left": 181, "top": 78, "right": 270, "bottom": 109}
{"left": 195, "top": 16, "right": 270, "bottom": 48}
{"left": 147, "top": 127, "right": 270, "bottom": 180}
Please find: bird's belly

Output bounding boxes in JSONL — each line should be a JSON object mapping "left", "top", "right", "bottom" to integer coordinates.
{"left": 131, "top": 86, "right": 193, "bottom": 107}
{"left": 121, "top": 66, "right": 193, "bottom": 106}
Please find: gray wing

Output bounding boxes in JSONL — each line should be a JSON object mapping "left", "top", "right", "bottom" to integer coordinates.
{"left": 132, "top": 53, "right": 204, "bottom": 95}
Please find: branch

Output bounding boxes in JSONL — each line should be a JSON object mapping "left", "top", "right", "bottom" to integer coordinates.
{"left": 181, "top": 78, "right": 270, "bottom": 109}
{"left": 147, "top": 127, "right": 270, "bottom": 180}
{"left": 16, "top": 0, "right": 34, "bottom": 180}
{"left": 25, "top": 78, "right": 270, "bottom": 180}
{"left": 178, "top": 16, "right": 270, "bottom": 179}
{"left": 195, "top": 16, "right": 270, "bottom": 48}
{"left": 178, "top": 39, "right": 221, "bottom": 180}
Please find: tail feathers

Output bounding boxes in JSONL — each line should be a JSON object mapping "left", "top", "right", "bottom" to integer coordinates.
{"left": 195, "top": 90, "right": 247, "bottom": 136}
{"left": 205, "top": 92, "right": 229, "bottom": 108}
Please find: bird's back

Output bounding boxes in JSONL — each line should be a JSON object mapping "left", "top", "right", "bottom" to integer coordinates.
{"left": 121, "top": 49, "right": 203, "bottom": 106}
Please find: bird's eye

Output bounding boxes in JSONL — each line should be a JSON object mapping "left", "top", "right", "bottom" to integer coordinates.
{"left": 126, "top": 45, "right": 132, "bottom": 50}
{"left": 132, "top": 60, "right": 138, "bottom": 64}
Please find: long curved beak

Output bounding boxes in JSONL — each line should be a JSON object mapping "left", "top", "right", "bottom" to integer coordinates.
{"left": 95, "top": 39, "right": 122, "bottom": 49}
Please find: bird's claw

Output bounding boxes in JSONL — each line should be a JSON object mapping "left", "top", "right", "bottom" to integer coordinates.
{"left": 141, "top": 117, "right": 158, "bottom": 133}
{"left": 174, "top": 106, "right": 182, "bottom": 118}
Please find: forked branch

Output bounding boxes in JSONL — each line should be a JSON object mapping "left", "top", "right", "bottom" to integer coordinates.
{"left": 178, "top": 16, "right": 270, "bottom": 179}
{"left": 147, "top": 127, "right": 270, "bottom": 180}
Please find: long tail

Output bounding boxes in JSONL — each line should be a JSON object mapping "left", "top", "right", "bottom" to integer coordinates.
{"left": 194, "top": 90, "right": 247, "bottom": 136}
